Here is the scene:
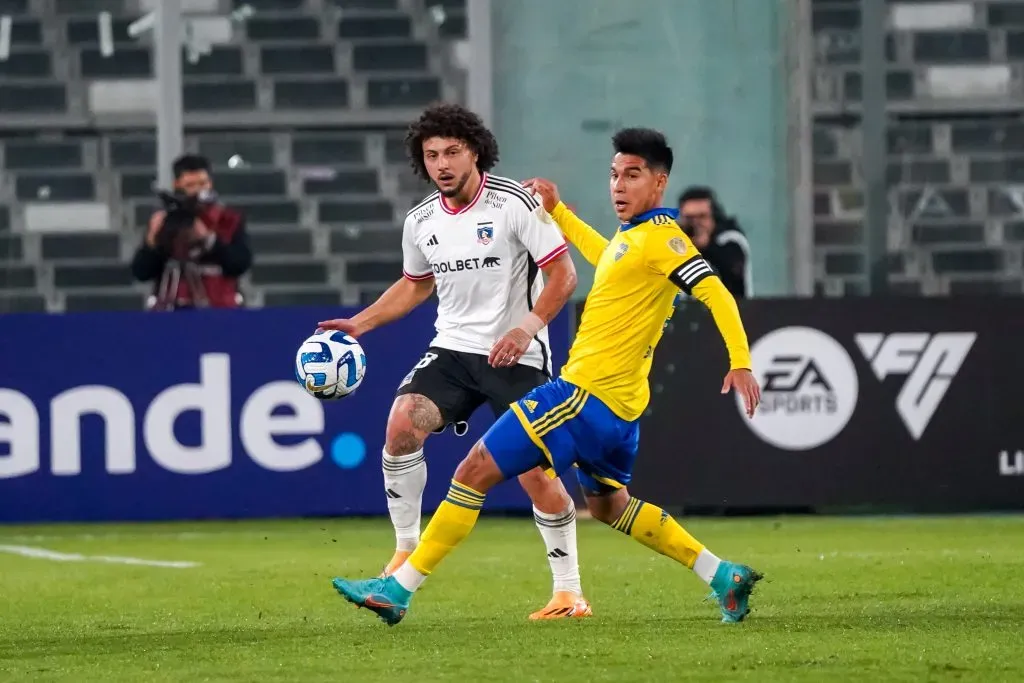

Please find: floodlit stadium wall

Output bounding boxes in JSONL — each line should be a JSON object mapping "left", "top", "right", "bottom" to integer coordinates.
{"left": 638, "top": 298, "right": 1024, "bottom": 513}
{"left": 0, "top": 306, "right": 569, "bottom": 523}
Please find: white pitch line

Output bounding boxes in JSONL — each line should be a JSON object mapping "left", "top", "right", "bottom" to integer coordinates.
{"left": 0, "top": 544, "right": 200, "bottom": 568}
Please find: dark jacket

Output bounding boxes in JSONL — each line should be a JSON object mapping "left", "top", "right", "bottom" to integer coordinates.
{"left": 701, "top": 217, "right": 750, "bottom": 299}
{"left": 131, "top": 204, "right": 252, "bottom": 309}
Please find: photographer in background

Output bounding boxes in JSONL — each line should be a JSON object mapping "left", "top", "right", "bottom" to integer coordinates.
{"left": 677, "top": 186, "right": 751, "bottom": 299}
{"left": 131, "top": 155, "right": 252, "bottom": 310}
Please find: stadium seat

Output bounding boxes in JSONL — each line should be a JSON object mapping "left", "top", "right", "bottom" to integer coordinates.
{"left": 263, "top": 288, "right": 343, "bottom": 307}
{"left": 273, "top": 79, "right": 350, "bottom": 109}
{"left": 64, "top": 291, "right": 146, "bottom": 312}
{"left": 16, "top": 174, "right": 95, "bottom": 201}
{"left": 40, "top": 234, "right": 121, "bottom": 261}
{"left": 0, "top": 235, "right": 23, "bottom": 260}
{"left": 303, "top": 170, "right": 380, "bottom": 196}
{"left": 319, "top": 200, "right": 395, "bottom": 224}
{"left": 0, "top": 51, "right": 53, "bottom": 78}
{"left": 245, "top": 17, "right": 321, "bottom": 42}
{"left": 0, "top": 265, "right": 37, "bottom": 289}
{"left": 249, "top": 229, "right": 315, "bottom": 256}
{"left": 0, "top": 84, "right": 66, "bottom": 112}
{"left": 250, "top": 260, "right": 331, "bottom": 286}
{"left": 291, "top": 137, "right": 366, "bottom": 165}
{"left": 260, "top": 46, "right": 337, "bottom": 75}
{"left": 0, "top": 293, "right": 47, "bottom": 313}
{"left": 53, "top": 263, "right": 135, "bottom": 289}
{"left": 66, "top": 17, "right": 139, "bottom": 45}
{"left": 352, "top": 43, "right": 430, "bottom": 72}
{"left": 183, "top": 82, "right": 257, "bottom": 110}
{"left": 4, "top": 141, "right": 83, "bottom": 170}
{"left": 8, "top": 18, "right": 43, "bottom": 45}
{"left": 329, "top": 228, "right": 401, "bottom": 254}
{"left": 338, "top": 16, "right": 412, "bottom": 39}
{"left": 366, "top": 77, "right": 442, "bottom": 107}
{"left": 109, "top": 139, "right": 157, "bottom": 168}
{"left": 184, "top": 48, "right": 245, "bottom": 77}
{"left": 80, "top": 48, "right": 152, "bottom": 78}
{"left": 346, "top": 258, "right": 402, "bottom": 283}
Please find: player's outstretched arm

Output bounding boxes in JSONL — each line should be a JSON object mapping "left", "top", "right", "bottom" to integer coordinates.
{"left": 689, "top": 276, "right": 760, "bottom": 417}
{"left": 523, "top": 178, "right": 609, "bottom": 266}
{"left": 318, "top": 277, "right": 434, "bottom": 337}
{"left": 644, "top": 229, "right": 760, "bottom": 416}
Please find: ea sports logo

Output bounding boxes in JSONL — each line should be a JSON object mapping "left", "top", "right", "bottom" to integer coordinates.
{"left": 738, "top": 327, "right": 858, "bottom": 451}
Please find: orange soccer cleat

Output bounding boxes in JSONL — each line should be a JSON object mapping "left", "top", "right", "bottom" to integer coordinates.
{"left": 528, "top": 591, "right": 593, "bottom": 620}
{"left": 380, "top": 550, "right": 412, "bottom": 578}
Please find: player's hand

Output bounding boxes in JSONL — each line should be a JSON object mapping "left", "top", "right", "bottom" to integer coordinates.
{"left": 722, "top": 369, "right": 760, "bottom": 418}
{"left": 521, "top": 178, "right": 561, "bottom": 213}
{"left": 317, "top": 318, "right": 364, "bottom": 337}
{"left": 489, "top": 328, "right": 532, "bottom": 368}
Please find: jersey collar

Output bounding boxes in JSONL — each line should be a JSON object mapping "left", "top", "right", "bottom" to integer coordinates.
{"left": 619, "top": 207, "right": 679, "bottom": 231}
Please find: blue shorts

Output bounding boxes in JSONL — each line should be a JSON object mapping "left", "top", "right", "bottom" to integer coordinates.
{"left": 482, "top": 377, "right": 640, "bottom": 494}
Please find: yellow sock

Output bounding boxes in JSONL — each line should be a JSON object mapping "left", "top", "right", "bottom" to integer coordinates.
{"left": 611, "top": 497, "right": 705, "bottom": 568}
{"left": 407, "top": 480, "right": 485, "bottom": 576}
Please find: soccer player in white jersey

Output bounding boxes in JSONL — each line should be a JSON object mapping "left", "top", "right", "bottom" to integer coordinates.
{"left": 318, "top": 104, "right": 591, "bottom": 620}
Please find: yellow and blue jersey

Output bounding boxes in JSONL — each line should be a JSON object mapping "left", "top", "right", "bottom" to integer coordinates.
{"left": 554, "top": 203, "right": 751, "bottom": 421}
{"left": 482, "top": 203, "right": 752, "bottom": 492}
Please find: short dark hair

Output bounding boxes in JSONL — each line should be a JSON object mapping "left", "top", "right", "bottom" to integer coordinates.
{"left": 678, "top": 185, "right": 716, "bottom": 206}
{"left": 405, "top": 103, "right": 499, "bottom": 181}
{"left": 172, "top": 154, "right": 210, "bottom": 179}
{"left": 612, "top": 128, "right": 673, "bottom": 174}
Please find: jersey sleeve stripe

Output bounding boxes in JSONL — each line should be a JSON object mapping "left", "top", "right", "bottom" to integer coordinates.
{"left": 535, "top": 242, "right": 569, "bottom": 267}
{"left": 486, "top": 176, "right": 541, "bottom": 210}
{"left": 403, "top": 269, "right": 434, "bottom": 281}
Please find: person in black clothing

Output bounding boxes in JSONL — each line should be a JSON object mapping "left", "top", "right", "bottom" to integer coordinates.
{"left": 677, "top": 186, "right": 750, "bottom": 298}
{"left": 131, "top": 155, "right": 252, "bottom": 310}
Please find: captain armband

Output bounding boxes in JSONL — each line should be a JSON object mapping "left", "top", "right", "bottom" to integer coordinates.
{"left": 666, "top": 255, "right": 716, "bottom": 295}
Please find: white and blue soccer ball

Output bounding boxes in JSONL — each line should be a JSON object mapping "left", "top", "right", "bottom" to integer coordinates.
{"left": 295, "top": 330, "right": 367, "bottom": 400}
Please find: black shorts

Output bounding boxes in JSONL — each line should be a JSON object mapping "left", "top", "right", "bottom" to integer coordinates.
{"left": 396, "top": 347, "right": 549, "bottom": 429}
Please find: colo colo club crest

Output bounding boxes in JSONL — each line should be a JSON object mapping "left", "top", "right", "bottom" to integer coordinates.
{"left": 476, "top": 222, "right": 494, "bottom": 245}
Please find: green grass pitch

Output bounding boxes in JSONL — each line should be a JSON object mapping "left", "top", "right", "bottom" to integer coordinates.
{"left": 1, "top": 515, "right": 1022, "bottom": 682}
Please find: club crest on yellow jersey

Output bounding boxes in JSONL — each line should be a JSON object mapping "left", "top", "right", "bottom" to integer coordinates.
{"left": 614, "top": 242, "right": 629, "bottom": 261}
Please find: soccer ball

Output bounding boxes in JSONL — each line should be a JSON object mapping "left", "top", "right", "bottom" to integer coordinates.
{"left": 295, "top": 330, "right": 367, "bottom": 400}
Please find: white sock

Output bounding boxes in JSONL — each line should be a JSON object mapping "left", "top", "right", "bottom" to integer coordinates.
{"left": 392, "top": 561, "right": 427, "bottom": 592}
{"left": 382, "top": 448, "right": 427, "bottom": 552}
{"left": 693, "top": 548, "right": 722, "bottom": 586}
{"left": 533, "top": 504, "right": 583, "bottom": 596}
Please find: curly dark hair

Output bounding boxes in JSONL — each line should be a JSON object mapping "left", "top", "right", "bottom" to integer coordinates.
{"left": 404, "top": 103, "right": 500, "bottom": 181}
{"left": 612, "top": 127, "right": 674, "bottom": 174}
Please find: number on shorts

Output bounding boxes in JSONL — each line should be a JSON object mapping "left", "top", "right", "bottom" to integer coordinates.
{"left": 413, "top": 352, "right": 439, "bottom": 370}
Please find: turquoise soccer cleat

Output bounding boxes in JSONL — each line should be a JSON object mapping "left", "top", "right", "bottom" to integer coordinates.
{"left": 332, "top": 576, "right": 412, "bottom": 626}
{"left": 708, "top": 561, "right": 763, "bottom": 623}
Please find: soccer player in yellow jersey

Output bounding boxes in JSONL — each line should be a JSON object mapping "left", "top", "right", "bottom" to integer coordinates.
{"left": 332, "top": 128, "right": 764, "bottom": 626}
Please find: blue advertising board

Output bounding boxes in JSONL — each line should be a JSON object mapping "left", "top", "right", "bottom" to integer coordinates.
{"left": 0, "top": 305, "right": 569, "bottom": 523}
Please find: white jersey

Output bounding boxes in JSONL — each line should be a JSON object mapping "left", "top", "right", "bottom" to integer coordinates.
{"left": 402, "top": 173, "right": 568, "bottom": 374}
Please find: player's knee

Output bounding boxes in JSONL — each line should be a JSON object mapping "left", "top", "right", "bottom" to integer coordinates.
{"left": 384, "top": 413, "right": 425, "bottom": 457}
{"left": 518, "top": 468, "right": 571, "bottom": 513}
{"left": 452, "top": 441, "right": 503, "bottom": 494}
{"left": 385, "top": 395, "right": 440, "bottom": 456}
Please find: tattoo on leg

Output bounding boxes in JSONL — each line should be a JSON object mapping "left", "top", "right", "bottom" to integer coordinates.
{"left": 406, "top": 394, "right": 443, "bottom": 432}
{"left": 388, "top": 430, "right": 423, "bottom": 457}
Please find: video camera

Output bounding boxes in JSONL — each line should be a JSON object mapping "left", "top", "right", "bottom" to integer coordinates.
{"left": 154, "top": 188, "right": 217, "bottom": 254}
